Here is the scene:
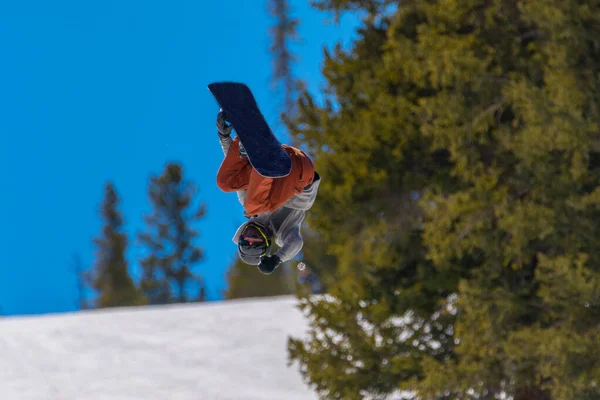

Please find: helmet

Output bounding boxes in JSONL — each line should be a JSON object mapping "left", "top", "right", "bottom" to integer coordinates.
{"left": 237, "top": 222, "right": 273, "bottom": 265}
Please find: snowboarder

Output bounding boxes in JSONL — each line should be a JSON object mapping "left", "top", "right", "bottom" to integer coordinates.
{"left": 215, "top": 110, "right": 321, "bottom": 275}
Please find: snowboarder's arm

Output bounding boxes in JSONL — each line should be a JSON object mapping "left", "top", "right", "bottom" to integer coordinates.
{"left": 275, "top": 224, "right": 303, "bottom": 263}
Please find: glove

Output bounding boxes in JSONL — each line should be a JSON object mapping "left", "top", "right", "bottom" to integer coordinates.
{"left": 216, "top": 109, "right": 234, "bottom": 138}
{"left": 258, "top": 255, "right": 282, "bottom": 275}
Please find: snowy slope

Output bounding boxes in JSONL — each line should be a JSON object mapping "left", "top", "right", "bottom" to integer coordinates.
{"left": 0, "top": 296, "right": 318, "bottom": 400}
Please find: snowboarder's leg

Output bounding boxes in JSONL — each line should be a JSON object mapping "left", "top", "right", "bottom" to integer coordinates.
{"left": 217, "top": 136, "right": 252, "bottom": 192}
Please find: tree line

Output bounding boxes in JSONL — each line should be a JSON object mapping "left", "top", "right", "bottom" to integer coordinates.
{"left": 79, "top": 162, "right": 206, "bottom": 308}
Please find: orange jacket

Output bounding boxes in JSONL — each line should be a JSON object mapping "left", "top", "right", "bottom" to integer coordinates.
{"left": 217, "top": 136, "right": 315, "bottom": 216}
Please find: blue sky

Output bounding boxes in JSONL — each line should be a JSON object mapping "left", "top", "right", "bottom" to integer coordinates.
{"left": 0, "top": 0, "right": 359, "bottom": 316}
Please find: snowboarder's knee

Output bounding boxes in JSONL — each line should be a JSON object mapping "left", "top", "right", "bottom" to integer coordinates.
{"left": 216, "top": 173, "right": 235, "bottom": 192}
{"left": 216, "top": 170, "right": 246, "bottom": 192}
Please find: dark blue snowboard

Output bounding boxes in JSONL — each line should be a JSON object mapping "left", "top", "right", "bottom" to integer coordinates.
{"left": 208, "top": 82, "right": 292, "bottom": 178}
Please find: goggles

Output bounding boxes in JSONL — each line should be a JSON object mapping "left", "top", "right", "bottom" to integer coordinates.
{"left": 238, "top": 223, "right": 271, "bottom": 257}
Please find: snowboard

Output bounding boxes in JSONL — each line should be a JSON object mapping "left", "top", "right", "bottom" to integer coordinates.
{"left": 208, "top": 81, "right": 292, "bottom": 178}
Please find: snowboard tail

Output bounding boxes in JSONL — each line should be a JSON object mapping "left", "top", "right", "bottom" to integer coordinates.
{"left": 208, "top": 82, "right": 292, "bottom": 178}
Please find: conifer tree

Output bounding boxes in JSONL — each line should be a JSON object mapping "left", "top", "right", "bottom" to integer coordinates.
{"left": 138, "top": 162, "right": 207, "bottom": 304}
{"left": 88, "top": 183, "right": 145, "bottom": 308}
{"left": 285, "top": 0, "right": 600, "bottom": 399}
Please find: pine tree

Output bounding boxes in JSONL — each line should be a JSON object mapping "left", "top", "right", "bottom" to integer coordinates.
{"left": 138, "top": 162, "right": 207, "bottom": 304}
{"left": 284, "top": 0, "right": 600, "bottom": 399}
{"left": 88, "top": 183, "right": 145, "bottom": 308}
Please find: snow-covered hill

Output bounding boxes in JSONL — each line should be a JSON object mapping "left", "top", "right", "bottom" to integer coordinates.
{"left": 0, "top": 296, "right": 317, "bottom": 400}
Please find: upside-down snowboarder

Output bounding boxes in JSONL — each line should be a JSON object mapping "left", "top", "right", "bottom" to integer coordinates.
{"left": 215, "top": 110, "right": 321, "bottom": 275}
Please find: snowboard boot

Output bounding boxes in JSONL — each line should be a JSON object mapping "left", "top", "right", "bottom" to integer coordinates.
{"left": 239, "top": 140, "right": 248, "bottom": 158}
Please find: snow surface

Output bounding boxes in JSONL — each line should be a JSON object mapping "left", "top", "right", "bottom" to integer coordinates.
{"left": 0, "top": 295, "right": 318, "bottom": 400}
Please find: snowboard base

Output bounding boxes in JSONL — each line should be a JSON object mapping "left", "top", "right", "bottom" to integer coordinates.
{"left": 208, "top": 82, "right": 292, "bottom": 178}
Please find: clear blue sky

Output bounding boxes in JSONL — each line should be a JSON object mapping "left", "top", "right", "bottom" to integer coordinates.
{"left": 0, "top": 0, "right": 359, "bottom": 316}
